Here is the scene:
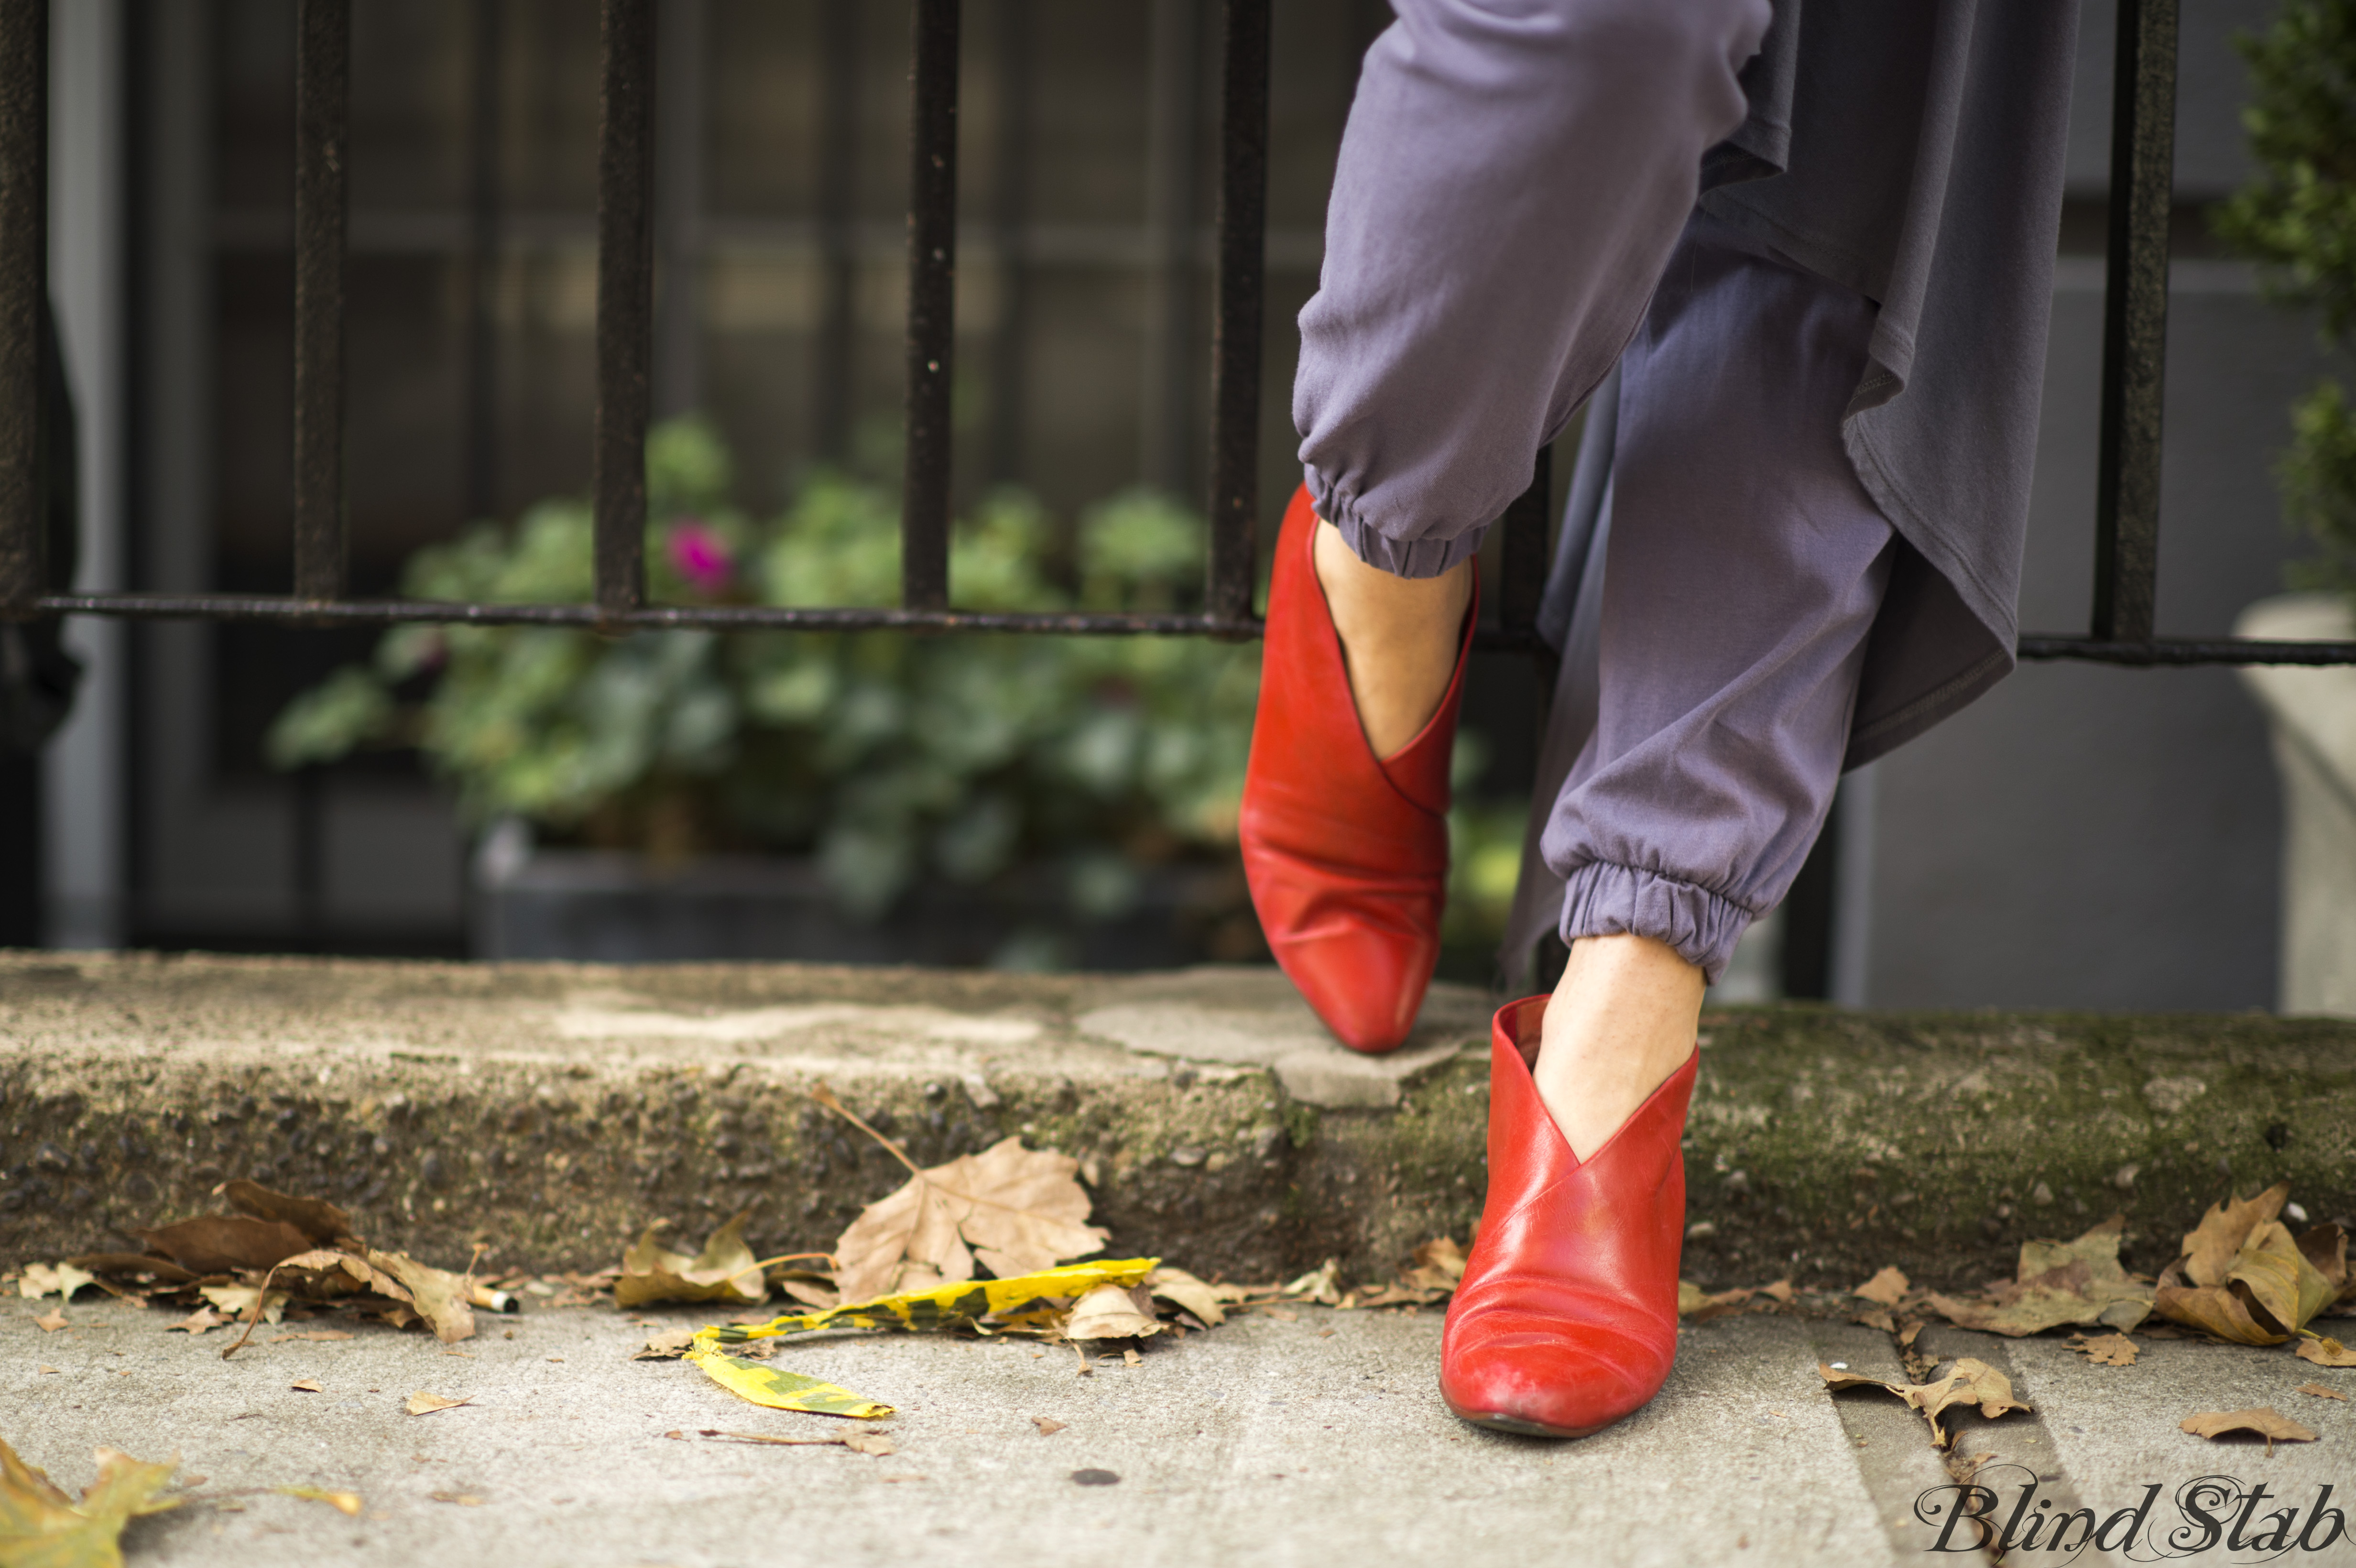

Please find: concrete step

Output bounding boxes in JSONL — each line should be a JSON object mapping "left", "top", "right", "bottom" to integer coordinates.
{"left": 4, "top": 951, "right": 2354, "bottom": 1290}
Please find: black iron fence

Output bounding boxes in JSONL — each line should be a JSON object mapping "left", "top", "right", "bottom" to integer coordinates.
{"left": 0, "top": 0, "right": 2347, "bottom": 667}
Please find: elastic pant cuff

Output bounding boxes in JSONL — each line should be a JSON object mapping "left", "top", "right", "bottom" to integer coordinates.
{"left": 1558, "top": 860, "right": 1755, "bottom": 985}
{"left": 1307, "top": 469, "right": 1487, "bottom": 581}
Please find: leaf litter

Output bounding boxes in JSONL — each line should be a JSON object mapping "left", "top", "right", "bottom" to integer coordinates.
{"left": 2180, "top": 1408, "right": 2318, "bottom": 1451}
{"left": 1817, "top": 1359, "right": 2032, "bottom": 1448}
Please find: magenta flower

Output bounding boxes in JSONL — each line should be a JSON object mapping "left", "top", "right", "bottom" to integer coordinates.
{"left": 666, "top": 518, "right": 734, "bottom": 595}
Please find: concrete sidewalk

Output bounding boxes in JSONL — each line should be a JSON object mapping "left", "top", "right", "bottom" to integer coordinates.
{"left": 14, "top": 1293, "right": 2356, "bottom": 1566}
{"left": 9, "top": 951, "right": 2356, "bottom": 1291}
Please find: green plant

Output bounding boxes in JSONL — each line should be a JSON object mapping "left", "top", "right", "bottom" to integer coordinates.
{"left": 269, "top": 418, "right": 1261, "bottom": 921}
{"left": 2217, "top": 0, "right": 2356, "bottom": 587}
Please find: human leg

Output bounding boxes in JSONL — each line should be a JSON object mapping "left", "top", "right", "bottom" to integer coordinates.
{"left": 1250, "top": 0, "right": 1770, "bottom": 1051}
{"left": 1444, "top": 216, "right": 1897, "bottom": 1438}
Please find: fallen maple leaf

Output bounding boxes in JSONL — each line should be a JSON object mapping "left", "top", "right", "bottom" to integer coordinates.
{"left": 1853, "top": 1266, "right": 1909, "bottom": 1307}
{"left": 2298, "top": 1382, "right": 2348, "bottom": 1401}
{"left": 2181, "top": 1407, "right": 2317, "bottom": 1451}
{"left": 829, "top": 1124, "right": 1108, "bottom": 1306}
{"left": 1925, "top": 1216, "right": 2153, "bottom": 1336}
{"left": 1065, "top": 1283, "right": 1162, "bottom": 1342}
{"left": 2065, "top": 1332, "right": 2139, "bottom": 1366}
{"left": 2156, "top": 1186, "right": 2336, "bottom": 1346}
{"left": 0, "top": 1438, "right": 181, "bottom": 1566}
{"left": 1818, "top": 1359, "right": 2032, "bottom": 1448}
{"left": 2295, "top": 1335, "right": 2356, "bottom": 1368}
{"left": 614, "top": 1212, "right": 767, "bottom": 1310}
{"left": 277, "top": 1486, "right": 361, "bottom": 1516}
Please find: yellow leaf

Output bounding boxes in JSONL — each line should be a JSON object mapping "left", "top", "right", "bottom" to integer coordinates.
{"left": 699, "top": 1258, "right": 1159, "bottom": 1350}
{"left": 275, "top": 1487, "right": 360, "bottom": 1517}
{"left": 15, "top": 1266, "right": 96, "bottom": 1304}
{"left": 831, "top": 1139, "right": 1108, "bottom": 1307}
{"left": 614, "top": 1213, "right": 766, "bottom": 1311}
{"left": 683, "top": 1350, "right": 893, "bottom": 1419}
{"left": 2157, "top": 1216, "right": 2337, "bottom": 1345}
{"left": 0, "top": 1439, "right": 180, "bottom": 1568}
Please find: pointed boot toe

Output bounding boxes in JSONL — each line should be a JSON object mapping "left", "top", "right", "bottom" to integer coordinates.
{"left": 1440, "top": 995, "right": 1697, "bottom": 1439}
{"left": 1239, "top": 485, "right": 1473, "bottom": 1055}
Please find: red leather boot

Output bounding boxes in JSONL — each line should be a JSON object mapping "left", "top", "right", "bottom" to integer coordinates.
{"left": 1239, "top": 485, "right": 1475, "bottom": 1053}
{"left": 1441, "top": 994, "right": 1696, "bottom": 1437}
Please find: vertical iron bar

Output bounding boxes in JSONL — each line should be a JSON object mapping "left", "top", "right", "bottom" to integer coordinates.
{"left": 462, "top": 0, "right": 503, "bottom": 522}
{"left": 901, "top": 0, "right": 960, "bottom": 612}
{"left": 1207, "top": 0, "right": 1268, "bottom": 624}
{"left": 986, "top": 0, "right": 1031, "bottom": 484}
{"left": 594, "top": 0, "right": 654, "bottom": 620}
{"left": 814, "top": 0, "right": 860, "bottom": 462}
{"left": 1497, "top": 446, "right": 1550, "bottom": 637}
{"left": 0, "top": 0, "right": 46, "bottom": 616}
{"left": 2091, "top": 0, "right": 2176, "bottom": 644}
{"left": 292, "top": 0, "right": 349, "bottom": 601}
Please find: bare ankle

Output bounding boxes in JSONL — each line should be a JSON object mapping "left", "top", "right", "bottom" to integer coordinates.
{"left": 1534, "top": 934, "right": 1704, "bottom": 1161}
{"left": 1310, "top": 518, "right": 1472, "bottom": 757}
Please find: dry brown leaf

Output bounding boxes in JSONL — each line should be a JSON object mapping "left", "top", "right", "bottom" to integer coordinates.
{"left": 614, "top": 1212, "right": 767, "bottom": 1310}
{"left": 842, "top": 1432, "right": 895, "bottom": 1457}
{"left": 289, "top": 1380, "right": 324, "bottom": 1393}
{"left": 782, "top": 1279, "right": 841, "bottom": 1311}
{"left": 1817, "top": 1358, "right": 2032, "bottom": 1448}
{"left": 831, "top": 1137, "right": 1108, "bottom": 1306}
{"left": 2181, "top": 1407, "right": 2317, "bottom": 1450}
{"left": 2158, "top": 1210, "right": 2337, "bottom": 1346}
{"left": 201, "top": 1285, "right": 288, "bottom": 1326}
{"left": 165, "top": 1308, "right": 225, "bottom": 1335}
{"left": 2298, "top": 1382, "right": 2348, "bottom": 1400}
{"left": 65, "top": 1254, "right": 197, "bottom": 1287}
{"left": 1066, "top": 1283, "right": 1163, "bottom": 1341}
{"left": 2295, "top": 1335, "right": 2356, "bottom": 1368}
{"left": 2183, "top": 1186, "right": 2290, "bottom": 1285}
{"left": 1925, "top": 1216, "right": 2153, "bottom": 1336}
{"left": 1853, "top": 1266, "right": 1909, "bottom": 1307}
{"left": 364, "top": 1250, "right": 476, "bottom": 1345}
{"left": 404, "top": 1392, "right": 471, "bottom": 1416}
{"left": 135, "top": 1216, "right": 314, "bottom": 1275}
{"left": 1279, "top": 1260, "right": 1342, "bottom": 1306}
{"left": 1033, "top": 1418, "right": 1067, "bottom": 1437}
{"left": 1759, "top": 1279, "right": 1796, "bottom": 1305}
{"left": 1677, "top": 1281, "right": 1760, "bottom": 1322}
{"left": 633, "top": 1327, "right": 700, "bottom": 1361}
{"left": 2065, "top": 1332, "right": 2139, "bottom": 1366}
{"left": 33, "top": 1308, "right": 68, "bottom": 1333}
{"left": 277, "top": 1486, "right": 361, "bottom": 1516}
{"left": 222, "top": 1180, "right": 353, "bottom": 1247}
{"left": 1401, "top": 1237, "right": 1468, "bottom": 1296}
{"left": 1145, "top": 1267, "right": 1227, "bottom": 1328}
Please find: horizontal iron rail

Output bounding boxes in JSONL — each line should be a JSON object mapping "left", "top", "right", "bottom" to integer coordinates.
{"left": 29, "top": 592, "right": 2356, "bottom": 666}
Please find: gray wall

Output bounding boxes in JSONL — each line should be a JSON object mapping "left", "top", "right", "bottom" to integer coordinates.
{"left": 1852, "top": 0, "right": 2337, "bottom": 1009}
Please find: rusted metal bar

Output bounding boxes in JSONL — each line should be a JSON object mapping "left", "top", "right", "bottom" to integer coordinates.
{"left": 2091, "top": 0, "right": 2176, "bottom": 644}
{"left": 292, "top": 0, "right": 350, "bottom": 601}
{"left": 0, "top": 0, "right": 45, "bottom": 617}
{"left": 901, "top": 0, "right": 960, "bottom": 612}
{"left": 1206, "top": 0, "right": 1269, "bottom": 626}
{"left": 594, "top": 0, "right": 654, "bottom": 620}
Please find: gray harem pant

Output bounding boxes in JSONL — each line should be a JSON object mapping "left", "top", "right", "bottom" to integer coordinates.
{"left": 1294, "top": 0, "right": 1901, "bottom": 982}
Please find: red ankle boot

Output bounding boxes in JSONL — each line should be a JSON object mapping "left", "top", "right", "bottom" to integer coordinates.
{"left": 1441, "top": 995, "right": 1696, "bottom": 1437}
{"left": 1239, "top": 485, "right": 1475, "bottom": 1053}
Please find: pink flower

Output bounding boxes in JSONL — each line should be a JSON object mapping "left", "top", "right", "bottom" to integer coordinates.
{"left": 666, "top": 518, "right": 734, "bottom": 595}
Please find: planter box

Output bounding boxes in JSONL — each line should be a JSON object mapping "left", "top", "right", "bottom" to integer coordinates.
{"left": 2238, "top": 593, "right": 2356, "bottom": 1013}
{"left": 468, "top": 821, "right": 1252, "bottom": 970}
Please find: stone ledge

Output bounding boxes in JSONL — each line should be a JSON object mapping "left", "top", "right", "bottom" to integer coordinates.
{"left": 4, "top": 951, "right": 2354, "bottom": 1291}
